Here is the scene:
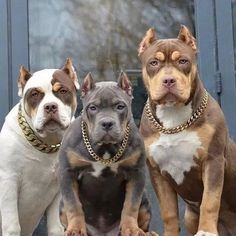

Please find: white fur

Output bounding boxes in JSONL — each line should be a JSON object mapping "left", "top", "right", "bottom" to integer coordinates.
{"left": 0, "top": 69, "right": 76, "bottom": 236}
{"left": 156, "top": 102, "right": 192, "bottom": 128}
{"left": 23, "top": 69, "right": 73, "bottom": 138}
{"left": 195, "top": 231, "right": 217, "bottom": 236}
{"left": 149, "top": 103, "right": 202, "bottom": 185}
{"left": 91, "top": 159, "right": 118, "bottom": 178}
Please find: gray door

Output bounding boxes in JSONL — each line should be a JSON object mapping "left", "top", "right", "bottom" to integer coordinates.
{"left": 0, "top": 0, "right": 235, "bottom": 235}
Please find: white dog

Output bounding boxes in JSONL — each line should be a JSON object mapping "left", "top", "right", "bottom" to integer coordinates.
{"left": 0, "top": 58, "right": 79, "bottom": 236}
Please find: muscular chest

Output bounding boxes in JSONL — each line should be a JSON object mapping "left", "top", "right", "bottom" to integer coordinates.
{"left": 148, "top": 130, "right": 202, "bottom": 185}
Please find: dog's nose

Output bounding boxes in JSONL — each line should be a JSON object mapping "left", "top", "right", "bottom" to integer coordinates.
{"left": 44, "top": 102, "right": 58, "bottom": 114}
{"left": 162, "top": 78, "right": 176, "bottom": 88}
{"left": 101, "top": 120, "right": 115, "bottom": 131}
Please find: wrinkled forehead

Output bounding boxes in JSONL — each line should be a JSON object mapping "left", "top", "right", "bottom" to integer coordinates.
{"left": 23, "top": 69, "right": 75, "bottom": 95}
{"left": 142, "top": 39, "right": 196, "bottom": 62}
{"left": 84, "top": 82, "right": 131, "bottom": 106}
{"left": 23, "top": 69, "right": 56, "bottom": 95}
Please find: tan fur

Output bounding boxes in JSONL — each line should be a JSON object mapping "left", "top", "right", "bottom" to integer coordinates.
{"left": 156, "top": 52, "right": 165, "bottom": 61}
{"left": 138, "top": 25, "right": 235, "bottom": 236}
{"left": 171, "top": 51, "right": 180, "bottom": 61}
{"left": 120, "top": 181, "right": 145, "bottom": 236}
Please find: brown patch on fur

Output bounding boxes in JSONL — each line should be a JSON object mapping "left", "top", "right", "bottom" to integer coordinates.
{"left": 193, "top": 123, "right": 215, "bottom": 161}
{"left": 67, "top": 150, "right": 92, "bottom": 168}
{"left": 60, "top": 203, "right": 68, "bottom": 228}
{"left": 52, "top": 70, "right": 77, "bottom": 112}
{"left": 52, "top": 82, "right": 62, "bottom": 92}
{"left": 18, "top": 65, "right": 32, "bottom": 97}
{"left": 24, "top": 87, "right": 45, "bottom": 118}
{"left": 184, "top": 205, "right": 199, "bottom": 234}
{"left": 178, "top": 25, "right": 197, "bottom": 52}
{"left": 118, "top": 150, "right": 141, "bottom": 167}
{"left": 138, "top": 28, "right": 156, "bottom": 56}
{"left": 155, "top": 52, "right": 165, "bottom": 61}
{"left": 171, "top": 51, "right": 180, "bottom": 61}
{"left": 138, "top": 205, "right": 151, "bottom": 232}
{"left": 147, "top": 159, "right": 180, "bottom": 235}
{"left": 120, "top": 181, "right": 145, "bottom": 235}
{"left": 62, "top": 58, "right": 79, "bottom": 90}
{"left": 63, "top": 179, "right": 87, "bottom": 235}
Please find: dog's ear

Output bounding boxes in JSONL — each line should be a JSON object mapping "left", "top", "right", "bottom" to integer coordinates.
{"left": 138, "top": 28, "right": 156, "bottom": 56}
{"left": 62, "top": 58, "right": 80, "bottom": 90}
{"left": 118, "top": 72, "right": 133, "bottom": 97}
{"left": 18, "top": 65, "right": 32, "bottom": 97}
{"left": 178, "top": 25, "right": 197, "bottom": 52}
{"left": 81, "top": 73, "right": 94, "bottom": 98}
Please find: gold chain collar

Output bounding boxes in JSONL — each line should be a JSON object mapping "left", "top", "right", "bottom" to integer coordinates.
{"left": 18, "top": 104, "right": 61, "bottom": 153}
{"left": 145, "top": 90, "right": 208, "bottom": 134}
{"left": 81, "top": 120, "right": 130, "bottom": 165}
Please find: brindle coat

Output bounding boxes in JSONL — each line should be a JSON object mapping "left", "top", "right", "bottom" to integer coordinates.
{"left": 138, "top": 25, "right": 236, "bottom": 236}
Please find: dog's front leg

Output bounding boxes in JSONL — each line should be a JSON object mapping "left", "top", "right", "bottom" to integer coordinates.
{"left": 195, "top": 154, "right": 225, "bottom": 236}
{"left": 120, "top": 168, "right": 146, "bottom": 236}
{"left": 46, "top": 193, "right": 64, "bottom": 236}
{"left": 59, "top": 167, "right": 87, "bottom": 236}
{"left": 0, "top": 177, "right": 21, "bottom": 236}
{"left": 147, "top": 159, "right": 180, "bottom": 236}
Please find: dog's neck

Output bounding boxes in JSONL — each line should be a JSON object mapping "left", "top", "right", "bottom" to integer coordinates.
{"left": 152, "top": 76, "right": 206, "bottom": 129}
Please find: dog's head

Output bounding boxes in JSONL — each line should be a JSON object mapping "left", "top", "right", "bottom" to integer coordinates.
{"left": 81, "top": 72, "right": 133, "bottom": 146}
{"left": 18, "top": 58, "right": 79, "bottom": 138}
{"left": 138, "top": 25, "right": 197, "bottom": 107}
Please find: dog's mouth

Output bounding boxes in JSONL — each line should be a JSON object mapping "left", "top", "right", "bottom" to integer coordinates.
{"left": 94, "top": 133, "right": 122, "bottom": 146}
{"left": 37, "top": 118, "right": 66, "bottom": 133}
{"left": 153, "top": 90, "right": 187, "bottom": 106}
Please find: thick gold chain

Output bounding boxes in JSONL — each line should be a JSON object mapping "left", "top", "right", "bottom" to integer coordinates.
{"left": 145, "top": 90, "right": 208, "bottom": 134}
{"left": 81, "top": 120, "right": 130, "bottom": 165}
{"left": 18, "top": 104, "right": 61, "bottom": 153}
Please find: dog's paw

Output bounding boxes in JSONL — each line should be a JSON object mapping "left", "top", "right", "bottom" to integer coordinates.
{"left": 194, "top": 231, "right": 217, "bottom": 236}
{"left": 145, "top": 231, "right": 159, "bottom": 236}
{"left": 65, "top": 229, "right": 87, "bottom": 236}
{"left": 120, "top": 224, "right": 146, "bottom": 236}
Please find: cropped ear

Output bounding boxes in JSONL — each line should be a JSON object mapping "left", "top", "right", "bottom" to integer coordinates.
{"left": 62, "top": 58, "right": 80, "bottom": 90}
{"left": 178, "top": 25, "right": 197, "bottom": 52}
{"left": 81, "top": 73, "right": 95, "bottom": 98}
{"left": 138, "top": 28, "right": 157, "bottom": 56}
{"left": 117, "top": 72, "right": 133, "bottom": 97}
{"left": 18, "top": 65, "right": 32, "bottom": 97}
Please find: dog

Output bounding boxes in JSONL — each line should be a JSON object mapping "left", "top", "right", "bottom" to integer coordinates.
{"left": 58, "top": 72, "right": 158, "bottom": 236}
{"left": 0, "top": 58, "right": 79, "bottom": 236}
{"left": 138, "top": 25, "right": 236, "bottom": 236}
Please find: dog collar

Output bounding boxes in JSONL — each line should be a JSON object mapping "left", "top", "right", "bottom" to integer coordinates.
{"left": 81, "top": 120, "right": 130, "bottom": 165}
{"left": 18, "top": 104, "right": 61, "bottom": 153}
{"left": 145, "top": 89, "right": 208, "bottom": 134}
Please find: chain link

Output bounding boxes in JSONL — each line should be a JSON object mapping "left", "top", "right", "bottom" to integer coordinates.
{"left": 81, "top": 121, "right": 130, "bottom": 165}
{"left": 145, "top": 90, "right": 208, "bottom": 134}
{"left": 18, "top": 104, "right": 61, "bottom": 153}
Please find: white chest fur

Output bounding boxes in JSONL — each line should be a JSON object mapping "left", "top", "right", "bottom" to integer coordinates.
{"left": 149, "top": 130, "right": 202, "bottom": 185}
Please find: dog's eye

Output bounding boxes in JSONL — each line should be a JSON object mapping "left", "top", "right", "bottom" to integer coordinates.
{"left": 89, "top": 105, "right": 97, "bottom": 111}
{"left": 116, "top": 104, "right": 125, "bottom": 110}
{"left": 31, "top": 90, "right": 39, "bottom": 98}
{"left": 179, "top": 59, "right": 189, "bottom": 65}
{"left": 149, "top": 60, "right": 159, "bottom": 66}
{"left": 59, "top": 88, "right": 68, "bottom": 94}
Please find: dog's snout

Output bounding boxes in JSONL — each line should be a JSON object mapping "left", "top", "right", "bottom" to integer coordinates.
{"left": 44, "top": 102, "right": 58, "bottom": 114}
{"left": 101, "top": 120, "right": 115, "bottom": 131}
{"left": 162, "top": 78, "right": 176, "bottom": 88}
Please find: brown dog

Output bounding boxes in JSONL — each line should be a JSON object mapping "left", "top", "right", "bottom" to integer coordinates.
{"left": 138, "top": 25, "right": 236, "bottom": 236}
